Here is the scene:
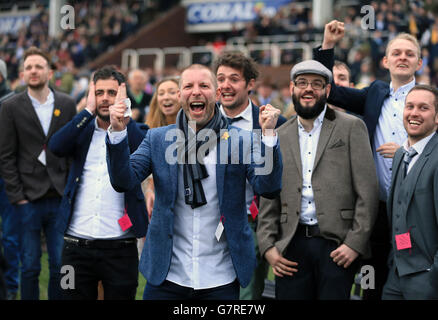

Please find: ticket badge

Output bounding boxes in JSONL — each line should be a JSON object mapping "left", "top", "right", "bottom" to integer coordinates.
{"left": 215, "top": 215, "right": 225, "bottom": 242}
{"left": 395, "top": 231, "right": 412, "bottom": 251}
{"left": 118, "top": 212, "right": 133, "bottom": 231}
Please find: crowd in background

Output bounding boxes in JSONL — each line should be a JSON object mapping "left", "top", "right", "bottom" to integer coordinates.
{"left": 1, "top": 0, "right": 437, "bottom": 118}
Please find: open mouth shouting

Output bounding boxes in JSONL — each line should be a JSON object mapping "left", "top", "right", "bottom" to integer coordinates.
{"left": 189, "top": 101, "right": 206, "bottom": 117}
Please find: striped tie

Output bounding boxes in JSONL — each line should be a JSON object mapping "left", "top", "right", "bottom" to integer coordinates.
{"left": 403, "top": 147, "right": 417, "bottom": 177}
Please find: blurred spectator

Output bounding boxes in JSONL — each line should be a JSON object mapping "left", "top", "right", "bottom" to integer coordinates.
{"left": 127, "top": 69, "right": 152, "bottom": 123}
{"left": 270, "top": 81, "right": 292, "bottom": 115}
{"left": 251, "top": 78, "right": 275, "bottom": 106}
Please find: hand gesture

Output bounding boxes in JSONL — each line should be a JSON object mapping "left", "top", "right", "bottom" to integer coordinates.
{"left": 264, "top": 246, "right": 298, "bottom": 277}
{"left": 322, "top": 20, "right": 345, "bottom": 50}
{"left": 109, "top": 83, "right": 130, "bottom": 132}
{"left": 376, "top": 142, "right": 400, "bottom": 159}
{"left": 85, "top": 81, "right": 96, "bottom": 114}
{"left": 259, "top": 104, "right": 281, "bottom": 136}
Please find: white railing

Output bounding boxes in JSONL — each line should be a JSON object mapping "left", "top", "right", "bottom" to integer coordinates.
{"left": 121, "top": 42, "right": 313, "bottom": 70}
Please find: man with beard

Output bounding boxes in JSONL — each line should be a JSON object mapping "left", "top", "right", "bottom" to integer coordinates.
{"left": 257, "top": 60, "right": 379, "bottom": 299}
{"left": 0, "top": 47, "right": 76, "bottom": 300}
{"left": 48, "top": 66, "right": 148, "bottom": 300}
{"left": 105, "top": 64, "right": 283, "bottom": 300}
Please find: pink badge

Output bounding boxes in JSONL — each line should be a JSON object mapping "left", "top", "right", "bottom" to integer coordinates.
{"left": 249, "top": 200, "right": 259, "bottom": 220}
{"left": 395, "top": 232, "right": 412, "bottom": 251}
{"left": 118, "top": 213, "right": 133, "bottom": 231}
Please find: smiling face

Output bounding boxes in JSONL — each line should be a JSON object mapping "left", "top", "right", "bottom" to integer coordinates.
{"left": 95, "top": 78, "right": 119, "bottom": 122}
{"left": 290, "top": 73, "right": 331, "bottom": 120}
{"left": 404, "top": 89, "right": 438, "bottom": 145}
{"left": 383, "top": 38, "right": 422, "bottom": 83}
{"left": 157, "top": 80, "right": 180, "bottom": 119}
{"left": 216, "top": 65, "right": 254, "bottom": 112}
{"left": 179, "top": 66, "right": 220, "bottom": 130}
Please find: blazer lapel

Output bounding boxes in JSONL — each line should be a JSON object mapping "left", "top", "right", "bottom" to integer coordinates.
{"left": 215, "top": 137, "right": 227, "bottom": 208}
{"left": 404, "top": 135, "right": 438, "bottom": 207}
{"left": 22, "top": 92, "right": 45, "bottom": 137}
{"left": 165, "top": 132, "right": 179, "bottom": 205}
{"left": 47, "top": 91, "right": 62, "bottom": 138}
{"left": 313, "top": 111, "right": 336, "bottom": 172}
{"left": 284, "top": 118, "right": 302, "bottom": 178}
{"left": 252, "top": 103, "right": 261, "bottom": 130}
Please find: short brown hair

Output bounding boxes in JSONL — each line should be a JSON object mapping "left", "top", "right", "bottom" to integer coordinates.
{"left": 22, "top": 46, "right": 51, "bottom": 67}
{"left": 213, "top": 51, "right": 259, "bottom": 85}
{"left": 407, "top": 84, "right": 438, "bottom": 113}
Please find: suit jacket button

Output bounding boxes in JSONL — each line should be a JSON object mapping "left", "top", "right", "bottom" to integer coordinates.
{"left": 75, "top": 177, "right": 79, "bottom": 182}
{"left": 168, "top": 234, "right": 172, "bottom": 239}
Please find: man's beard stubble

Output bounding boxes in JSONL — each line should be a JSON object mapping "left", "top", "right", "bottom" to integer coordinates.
{"left": 96, "top": 105, "right": 110, "bottom": 122}
{"left": 292, "top": 92, "right": 327, "bottom": 120}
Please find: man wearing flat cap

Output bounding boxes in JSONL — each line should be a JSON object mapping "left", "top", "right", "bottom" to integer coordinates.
{"left": 257, "top": 60, "right": 379, "bottom": 299}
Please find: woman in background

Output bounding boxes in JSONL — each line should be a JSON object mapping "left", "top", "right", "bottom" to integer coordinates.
{"left": 143, "top": 76, "right": 181, "bottom": 220}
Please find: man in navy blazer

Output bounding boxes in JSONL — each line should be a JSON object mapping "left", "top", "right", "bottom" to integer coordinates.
{"left": 213, "top": 51, "right": 287, "bottom": 300}
{"left": 48, "top": 66, "right": 148, "bottom": 299}
{"left": 106, "top": 64, "right": 282, "bottom": 300}
{"left": 314, "top": 20, "right": 423, "bottom": 299}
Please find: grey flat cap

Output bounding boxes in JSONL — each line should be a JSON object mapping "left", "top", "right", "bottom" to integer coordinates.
{"left": 290, "top": 59, "right": 332, "bottom": 83}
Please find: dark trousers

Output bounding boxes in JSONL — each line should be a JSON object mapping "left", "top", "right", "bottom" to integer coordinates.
{"left": 362, "top": 201, "right": 391, "bottom": 300}
{"left": 275, "top": 225, "right": 359, "bottom": 300}
{"left": 383, "top": 263, "right": 438, "bottom": 300}
{"left": 61, "top": 238, "right": 139, "bottom": 300}
{"left": 143, "top": 280, "right": 240, "bottom": 300}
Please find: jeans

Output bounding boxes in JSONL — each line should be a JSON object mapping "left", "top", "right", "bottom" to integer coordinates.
{"left": 143, "top": 280, "right": 239, "bottom": 300}
{"left": 15, "top": 197, "right": 63, "bottom": 300}
{"left": 0, "top": 178, "right": 20, "bottom": 295}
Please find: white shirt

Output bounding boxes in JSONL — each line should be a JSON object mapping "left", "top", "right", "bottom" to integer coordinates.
{"left": 166, "top": 145, "right": 236, "bottom": 289}
{"left": 373, "top": 79, "right": 414, "bottom": 201}
{"left": 220, "top": 99, "right": 254, "bottom": 217}
{"left": 402, "top": 132, "right": 436, "bottom": 175}
{"left": 28, "top": 90, "right": 54, "bottom": 136}
{"left": 297, "top": 106, "right": 327, "bottom": 225}
{"left": 67, "top": 118, "right": 129, "bottom": 239}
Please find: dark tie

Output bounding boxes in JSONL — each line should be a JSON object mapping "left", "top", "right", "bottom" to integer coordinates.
{"left": 403, "top": 147, "right": 418, "bottom": 177}
{"left": 227, "top": 116, "right": 243, "bottom": 125}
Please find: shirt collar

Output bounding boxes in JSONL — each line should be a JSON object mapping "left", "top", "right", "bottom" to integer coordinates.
{"left": 389, "top": 78, "right": 416, "bottom": 97}
{"left": 219, "top": 98, "right": 252, "bottom": 122}
{"left": 403, "top": 132, "right": 436, "bottom": 156}
{"left": 28, "top": 89, "right": 54, "bottom": 107}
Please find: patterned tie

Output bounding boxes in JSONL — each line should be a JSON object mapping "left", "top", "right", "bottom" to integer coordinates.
{"left": 227, "top": 116, "right": 243, "bottom": 125}
{"left": 403, "top": 147, "right": 418, "bottom": 177}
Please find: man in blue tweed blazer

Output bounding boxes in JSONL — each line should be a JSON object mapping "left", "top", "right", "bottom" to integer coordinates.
{"left": 106, "top": 64, "right": 283, "bottom": 300}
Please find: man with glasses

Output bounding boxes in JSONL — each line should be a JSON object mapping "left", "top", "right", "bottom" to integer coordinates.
{"left": 257, "top": 60, "right": 379, "bottom": 299}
